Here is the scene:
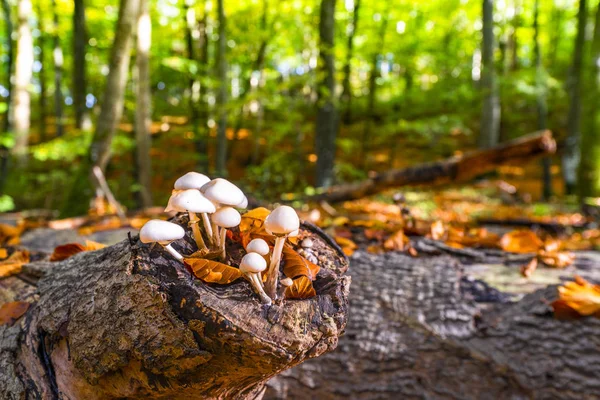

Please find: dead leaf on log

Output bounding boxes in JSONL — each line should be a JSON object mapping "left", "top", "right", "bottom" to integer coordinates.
{"left": 384, "top": 230, "right": 409, "bottom": 251}
{"left": 0, "top": 248, "right": 7, "bottom": 259}
{"left": 184, "top": 258, "right": 243, "bottom": 284}
{"left": 0, "top": 223, "right": 22, "bottom": 246}
{"left": 430, "top": 220, "right": 445, "bottom": 240}
{"left": 284, "top": 276, "right": 317, "bottom": 299}
{"left": 553, "top": 276, "right": 600, "bottom": 318}
{"left": 282, "top": 246, "right": 320, "bottom": 280}
{"left": 538, "top": 250, "right": 575, "bottom": 268}
{"left": 500, "top": 230, "right": 543, "bottom": 253}
{"left": 334, "top": 236, "right": 357, "bottom": 256}
{"left": 50, "top": 240, "right": 107, "bottom": 261}
{"left": 521, "top": 258, "right": 538, "bottom": 278}
{"left": 239, "top": 207, "right": 271, "bottom": 233}
{"left": 0, "top": 301, "right": 30, "bottom": 326}
{"left": 0, "top": 250, "right": 30, "bottom": 278}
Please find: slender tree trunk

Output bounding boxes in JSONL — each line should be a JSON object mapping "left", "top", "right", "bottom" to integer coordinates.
{"left": 579, "top": 2, "right": 600, "bottom": 199}
{"left": 37, "top": 4, "right": 47, "bottom": 141}
{"left": 549, "top": 3, "right": 564, "bottom": 68}
{"left": 51, "top": 0, "right": 64, "bottom": 137}
{"left": 478, "top": 0, "right": 501, "bottom": 149}
{"left": 562, "top": 0, "right": 587, "bottom": 195}
{"left": 134, "top": 0, "right": 153, "bottom": 208}
{"left": 196, "top": 6, "right": 210, "bottom": 172}
{"left": 215, "top": 0, "right": 228, "bottom": 176}
{"left": 1, "top": 0, "right": 13, "bottom": 133}
{"left": 340, "top": 0, "right": 359, "bottom": 125}
{"left": 184, "top": 0, "right": 200, "bottom": 165}
{"left": 509, "top": 0, "right": 520, "bottom": 71}
{"left": 73, "top": 0, "right": 89, "bottom": 130}
{"left": 315, "top": 0, "right": 338, "bottom": 188}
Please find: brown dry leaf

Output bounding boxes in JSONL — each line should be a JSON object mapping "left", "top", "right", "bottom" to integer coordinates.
{"left": 521, "top": 258, "right": 538, "bottom": 278}
{"left": 184, "top": 258, "right": 243, "bottom": 284}
{"left": 364, "top": 229, "right": 386, "bottom": 241}
{"left": 544, "top": 239, "right": 562, "bottom": 253}
{"left": 553, "top": 276, "right": 600, "bottom": 317}
{"left": 239, "top": 207, "right": 271, "bottom": 233}
{"left": 538, "top": 250, "right": 575, "bottom": 269}
{"left": 78, "top": 216, "right": 122, "bottom": 235}
{"left": 0, "top": 301, "right": 30, "bottom": 326}
{"left": 499, "top": 230, "right": 543, "bottom": 253}
{"left": 0, "top": 250, "right": 30, "bottom": 278}
{"left": 366, "top": 245, "right": 384, "bottom": 254}
{"left": 384, "top": 230, "right": 409, "bottom": 251}
{"left": 0, "top": 223, "right": 22, "bottom": 246}
{"left": 282, "top": 246, "right": 320, "bottom": 280}
{"left": 334, "top": 236, "right": 357, "bottom": 257}
{"left": 0, "top": 248, "right": 7, "bottom": 259}
{"left": 284, "top": 276, "right": 317, "bottom": 299}
{"left": 50, "top": 240, "right": 107, "bottom": 262}
{"left": 430, "top": 220, "right": 445, "bottom": 240}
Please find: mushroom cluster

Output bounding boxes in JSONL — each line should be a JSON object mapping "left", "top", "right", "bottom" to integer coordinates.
{"left": 140, "top": 172, "right": 301, "bottom": 305}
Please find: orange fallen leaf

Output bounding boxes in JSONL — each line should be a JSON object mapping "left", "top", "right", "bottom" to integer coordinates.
{"left": 282, "top": 246, "right": 320, "bottom": 280}
{"left": 334, "top": 236, "right": 357, "bottom": 256}
{"left": 0, "top": 250, "right": 30, "bottom": 278}
{"left": 0, "top": 223, "right": 23, "bottom": 246}
{"left": 184, "top": 258, "right": 243, "bottom": 284}
{"left": 239, "top": 207, "right": 271, "bottom": 233}
{"left": 430, "top": 220, "right": 445, "bottom": 240}
{"left": 538, "top": 250, "right": 575, "bottom": 269}
{"left": 284, "top": 276, "right": 316, "bottom": 299}
{"left": 500, "top": 230, "right": 543, "bottom": 253}
{"left": 364, "top": 229, "right": 386, "bottom": 241}
{"left": 384, "top": 230, "right": 409, "bottom": 251}
{"left": 553, "top": 276, "right": 600, "bottom": 317}
{"left": 50, "top": 240, "right": 107, "bottom": 261}
{"left": 366, "top": 245, "right": 384, "bottom": 254}
{"left": 0, "top": 248, "right": 7, "bottom": 259}
{"left": 0, "top": 301, "right": 30, "bottom": 326}
{"left": 521, "top": 257, "right": 538, "bottom": 278}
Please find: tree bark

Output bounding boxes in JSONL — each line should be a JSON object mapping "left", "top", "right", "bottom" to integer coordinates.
{"left": 562, "top": 0, "right": 587, "bottom": 194}
{"left": 266, "top": 251, "right": 600, "bottom": 399}
{"left": 11, "top": 0, "right": 33, "bottom": 162}
{"left": 306, "top": 130, "right": 556, "bottom": 203}
{"left": 134, "top": 0, "right": 153, "bottom": 208}
{"left": 315, "top": 0, "right": 338, "bottom": 188}
{"left": 478, "top": 0, "right": 501, "bottom": 149}
{"left": 73, "top": 0, "right": 89, "bottom": 130}
{"left": 578, "top": 1, "right": 600, "bottom": 200}
{"left": 0, "top": 220, "right": 349, "bottom": 399}
{"left": 215, "top": 0, "right": 228, "bottom": 176}
{"left": 51, "top": 0, "right": 64, "bottom": 137}
{"left": 340, "top": 0, "right": 360, "bottom": 125}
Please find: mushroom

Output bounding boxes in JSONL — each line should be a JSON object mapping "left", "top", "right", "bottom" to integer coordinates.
{"left": 246, "top": 238, "right": 269, "bottom": 256}
{"left": 278, "top": 277, "right": 293, "bottom": 300}
{"left": 201, "top": 178, "right": 246, "bottom": 244}
{"left": 165, "top": 189, "right": 215, "bottom": 251}
{"left": 139, "top": 219, "right": 185, "bottom": 261}
{"left": 174, "top": 172, "right": 211, "bottom": 190}
{"left": 236, "top": 195, "right": 248, "bottom": 209}
{"left": 211, "top": 206, "right": 241, "bottom": 260}
{"left": 263, "top": 205, "right": 300, "bottom": 299}
{"left": 239, "top": 252, "right": 272, "bottom": 305}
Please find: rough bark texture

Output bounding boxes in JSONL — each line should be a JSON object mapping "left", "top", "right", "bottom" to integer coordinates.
{"left": 479, "top": 0, "right": 501, "bottom": 149}
{"left": 308, "top": 130, "right": 556, "bottom": 203}
{"left": 266, "top": 250, "right": 600, "bottom": 399}
{"left": 0, "top": 219, "right": 349, "bottom": 399}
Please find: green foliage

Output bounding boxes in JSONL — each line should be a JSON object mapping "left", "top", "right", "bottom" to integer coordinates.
{"left": 0, "top": 195, "right": 15, "bottom": 213}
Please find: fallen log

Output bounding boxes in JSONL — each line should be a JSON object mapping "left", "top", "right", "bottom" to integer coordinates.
{"left": 0, "top": 218, "right": 350, "bottom": 399}
{"left": 305, "top": 130, "right": 556, "bottom": 203}
{"left": 266, "top": 251, "right": 600, "bottom": 399}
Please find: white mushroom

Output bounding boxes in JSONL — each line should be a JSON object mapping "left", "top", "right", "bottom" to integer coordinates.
{"left": 246, "top": 238, "right": 269, "bottom": 256}
{"left": 201, "top": 178, "right": 246, "bottom": 244}
{"left": 278, "top": 277, "right": 294, "bottom": 299}
{"left": 139, "top": 220, "right": 185, "bottom": 261}
{"left": 174, "top": 172, "right": 211, "bottom": 190}
{"left": 165, "top": 189, "right": 215, "bottom": 251}
{"left": 263, "top": 205, "right": 300, "bottom": 299}
{"left": 236, "top": 195, "right": 248, "bottom": 209}
{"left": 211, "top": 206, "right": 241, "bottom": 260}
{"left": 239, "top": 252, "right": 272, "bottom": 305}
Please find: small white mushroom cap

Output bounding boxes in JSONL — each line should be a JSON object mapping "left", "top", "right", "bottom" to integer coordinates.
{"left": 240, "top": 252, "right": 267, "bottom": 274}
{"left": 140, "top": 220, "right": 185, "bottom": 245}
{"left": 211, "top": 206, "right": 241, "bottom": 228}
{"left": 236, "top": 195, "right": 248, "bottom": 209}
{"left": 280, "top": 277, "right": 293, "bottom": 287}
{"left": 264, "top": 205, "right": 300, "bottom": 236}
{"left": 165, "top": 189, "right": 216, "bottom": 214}
{"left": 201, "top": 178, "right": 246, "bottom": 206}
{"left": 174, "top": 172, "right": 211, "bottom": 190}
{"left": 246, "top": 238, "right": 269, "bottom": 255}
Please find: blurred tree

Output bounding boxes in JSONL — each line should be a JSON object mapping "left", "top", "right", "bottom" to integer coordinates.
{"left": 134, "top": 0, "right": 153, "bottom": 208}
{"left": 340, "top": 0, "right": 360, "bottom": 124}
{"left": 73, "top": 0, "right": 89, "bottom": 130}
{"left": 215, "top": 0, "right": 228, "bottom": 176}
{"left": 1, "top": 0, "right": 12, "bottom": 133}
{"left": 37, "top": 2, "right": 47, "bottom": 140}
{"left": 479, "top": 0, "right": 501, "bottom": 149}
{"left": 509, "top": 0, "right": 520, "bottom": 71}
{"left": 52, "top": 0, "right": 64, "bottom": 137}
{"left": 315, "top": 0, "right": 338, "bottom": 188}
{"left": 196, "top": 1, "right": 210, "bottom": 171}
{"left": 563, "top": 0, "right": 587, "bottom": 195}
{"left": 183, "top": 0, "right": 202, "bottom": 169}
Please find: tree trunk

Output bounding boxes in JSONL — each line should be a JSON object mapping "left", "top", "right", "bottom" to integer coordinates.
{"left": 340, "top": 0, "right": 360, "bottom": 125}
{"left": 579, "top": 1, "right": 600, "bottom": 199}
{"left": 509, "top": 0, "right": 520, "bottom": 71}
{"left": 184, "top": 0, "right": 203, "bottom": 171}
{"left": 73, "top": 0, "right": 89, "bottom": 130}
{"left": 1, "top": 0, "right": 13, "bottom": 134}
{"left": 0, "top": 219, "right": 349, "bottom": 399}
{"left": 134, "top": 0, "right": 153, "bottom": 208}
{"left": 37, "top": 3, "right": 48, "bottom": 141}
{"left": 215, "top": 0, "right": 228, "bottom": 176}
{"left": 196, "top": 4, "right": 210, "bottom": 172}
{"left": 11, "top": 0, "right": 33, "bottom": 162}
{"left": 51, "top": 0, "right": 64, "bottom": 137}
{"left": 562, "top": 0, "right": 587, "bottom": 195}
{"left": 533, "top": 0, "right": 551, "bottom": 200}
{"left": 266, "top": 250, "right": 600, "bottom": 399}
{"left": 478, "top": 0, "right": 501, "bottom": 149}
{"left": 315, "top": 0, "right": 338, "bottom": 188}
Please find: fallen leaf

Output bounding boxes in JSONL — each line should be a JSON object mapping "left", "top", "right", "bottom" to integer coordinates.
{"left": 50, "top": 240, "right": 107, "bottom": 261}
{"left": 0, "top": 301, "right": 30, "bottom": 326}
{"left": 500, "top": 230, "right": 543, "bottom": 253}
{"left": 239, "top": 207, "right": 271, "bottom": 233}
{"left": 384, "top": 230, "right": 409, "bottom": 251}
{"left": 282, "top": 246, "right": 320, "bottom": 280}
{"left": 284, "top": 276, "right": 316, "bottom": 299}
{"left": 366, "top": 245, "right": 384, "bottom": 254}
{"left": 553, "top": 276, "right": 600, "bottom": 317}
{"left": 538, "top": 250, "right": 575, "bottom": 269}
{"left": 0, "top": 248, "right": 7, "bottom": 259}
{"left": 364, "top": 229, "right": 386, "bottom": 241}
{"left": 0, "top": 223, "right": 22, "bottom": 246}
{"left": 184, "top": 258, "right": 243, "bottom": 284}
{"left": 0, "top": 250, "right": 30, "bottom": 278}
{"left": 334, "top": 236, "right": 357, "bottom": 256}
{"left": 521, "top": 258, "right": 538, "bottom": 278}
{"left": 430, "top": 220, "right": 445, "bottom": 240}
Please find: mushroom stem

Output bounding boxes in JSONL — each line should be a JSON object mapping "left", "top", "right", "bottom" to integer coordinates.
{"left": 163, "top": 244, "right": 184, "bottom": 261}
{"left": 189, "top": 212, "right": 208, "bottom": 251}
{"left": 212, "top": 222, "right": 220, "bottom": 247}
{"left": 265, "top": 236, "right": 286, "bottom": 299}
{"left": 220, "top": 228, "right": 228, "bottom": 260}
{"left": 247, "top": 273, "right": 272, "bottom": 305}
{"left": 201, "top": 213, "right": 214, "bottom": 244}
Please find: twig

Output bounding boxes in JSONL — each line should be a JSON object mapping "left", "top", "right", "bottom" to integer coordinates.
{"left": 92, "top": 166, "right": 127, "bottom": 223}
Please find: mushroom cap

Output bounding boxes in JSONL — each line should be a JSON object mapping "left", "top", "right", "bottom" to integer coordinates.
{"left": 246, "top": 238, "right": 269, "bottom": 255}
{"left": 174, "top": 172, "right": 211, "bottom": 190}
{"left": 264, "top": 205, "right": 300, "bottom": 235}
{"left": 140, "top": 220, "right": 185, "bottom": 245}
{"left": 165, "top": 189, "right": 216, "bottom": 214}
{"left": 201, "top": 178, "right": 246, "bottom": 206}
{"left": 211, "top": 206, "right": 241, "bottom": 228}
{"left": 280, "top": 277, "right": 294, "bottom": 287}
{"left": 236, "top": 195, "right": 248, "bottom": 209}
{"left": 239, "top": 252, "right": 267, "bottom": 274}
